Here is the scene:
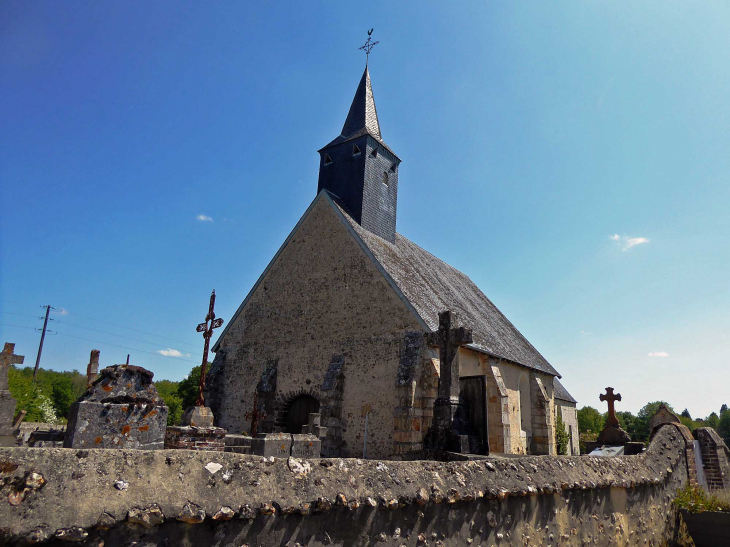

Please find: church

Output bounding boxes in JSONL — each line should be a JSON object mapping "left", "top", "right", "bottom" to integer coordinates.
{"left": 208, "top": 65, "right": 579, "bottom": 459}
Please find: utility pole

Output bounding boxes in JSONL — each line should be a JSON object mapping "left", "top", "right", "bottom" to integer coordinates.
{"left": 33, "top": 305, "right": 56, "bottom": 380}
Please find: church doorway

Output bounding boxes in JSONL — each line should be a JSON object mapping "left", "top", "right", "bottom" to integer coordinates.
{"left": 284, "top": 394, "right": 320, "bottom": 434}
{"left": 459, "top": 376, "right": 489, "bottom": 455}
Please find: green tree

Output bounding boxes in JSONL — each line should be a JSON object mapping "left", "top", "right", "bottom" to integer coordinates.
{"left": 634, "top": 401, "right": 674, "bottom": 441}
{"left": 718, "top": 410, "right": 730, "bottom": 445}
{"left": 721, "top": 404, "right": 728, "bottom": 414}
{"left": 681, "top": 409, "right": 692, "bottom": 419}
{"left": 616, "top": 411, "right": 639, "bottom": 439}
{"left": 177, "top": 365, "right": 203, "bottom": 410}
{"left": 555, "top": 408, "right": 570, "bottom": 455}
{"left": 50, "top": 378, "right": 76, "bottom": 420}
{"left": 577, "top": 406, "right": 605, "bottom": 434}
{"left": 156, "top": 379, "right": 183, "bottom": 426}
{"left": 706, "top": 412, "right": 719, "bottom": 430}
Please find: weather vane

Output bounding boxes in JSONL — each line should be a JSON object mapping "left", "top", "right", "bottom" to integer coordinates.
{"left": 358, "top": 28, "right": 379, "bottom": 66}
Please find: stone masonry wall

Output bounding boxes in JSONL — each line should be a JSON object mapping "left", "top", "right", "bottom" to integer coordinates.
{"left": 0, "top": 424, "right": 695, "bottom": 546}
{"left": 695, "top": 426, "right": 730, "bottom": 491}
{"left": 213, "top": 196, "right": 423, "bottom": 459}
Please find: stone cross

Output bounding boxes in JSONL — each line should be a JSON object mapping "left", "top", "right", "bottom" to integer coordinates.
{"left": 425, "top": 310, "right": 473, "bottom": 404}
{"left": 86, "top": 349, "right": 100, "bottom": 387}
{"left": 600, "top": 387, "right": 622, "bottom": 427}
{"left": 1, "top": 343, "right": 24, "bottom": 391}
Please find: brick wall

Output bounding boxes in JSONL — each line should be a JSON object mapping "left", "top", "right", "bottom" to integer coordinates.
{"left": 164, "top": 426, "right": 226, "bottom": 452}
{"left": 695, "top": 427, "right": 730, "bottom": 491}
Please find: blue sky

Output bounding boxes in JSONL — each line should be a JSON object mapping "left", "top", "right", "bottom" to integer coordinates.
{"left": 1, "top": 2, "right": 728, "bottom": 418}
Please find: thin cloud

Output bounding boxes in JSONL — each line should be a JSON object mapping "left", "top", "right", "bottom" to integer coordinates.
{"left": 609, "top": 234, "right": 650, "bottom": 251}
{"left": 196, "top": 214, "right": 213, "bottom": 222}
{"left": 158, "top": 348, "right": 191, "bottom": 358}
{"left": 580, "top": 330, "right": 592, "bottom": 337}
{"left": 647, "top": 351, "right": 669, "bottom": 358}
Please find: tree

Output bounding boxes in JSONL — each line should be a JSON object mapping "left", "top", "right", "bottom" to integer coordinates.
{"left": 156, "top": 379, "right": 183, "bottom": 426}
{"left": 555, "top": 408, "right": 570, "bottom": 455}
{"left": 634, "top": 401, "right": 674, "bottom": 442}
{"left": 577, "top": 406, "right": 605, "bottom": 434}
{"left": 721, "top": 404, "right": 728, "bottom": 414}
{"left": 177, "top": 365, "right": 203, "bottom": 410}
{"left": 706, "top": 412, "right": 719, "bottom": 430}
{"left": 719, "top": 410, "right": 730, "bottom": 445}
{"left": 50, "top": 378, "right": 76, "bottom": 420}
{"left": 681, "top": 409, "right": 692, "bottom": 419}
{"left": 616, "top": 411, "right": 639, "bottom": 439}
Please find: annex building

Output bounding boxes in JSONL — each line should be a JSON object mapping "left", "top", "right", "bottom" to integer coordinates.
{"left": 208, "top": 66, "right": 579, "bottom": 459}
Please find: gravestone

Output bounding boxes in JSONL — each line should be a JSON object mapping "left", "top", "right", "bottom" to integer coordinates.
{"left": 250, "top": 433, "right": 292, "bottom": 458}
{"left": 586, "top": 387, "right": 643, "bottom": 455}
{"left": 64, "top": 364, "right": 168, "bottom": 449}
{"left": 86, "top": 349, "right": 100, "bottom": 387}
{"left": 291, "top": 433, "right": 321, "bottom": 458}
{"left": 301, "top": 413, "right": 327, "bottom": 438}
{"left": 1, "top": 343, "right": 25, "bottom": 446}
{"left": 181, "top": 405, "right": 214, "bottom": 428}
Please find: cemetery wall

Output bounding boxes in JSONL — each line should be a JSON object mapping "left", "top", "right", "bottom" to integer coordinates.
{"left": 0, "top": 423, "right": 695, "bottom": 546}
{"left": 212, "top": 196, "right": 423, "bottom": 459}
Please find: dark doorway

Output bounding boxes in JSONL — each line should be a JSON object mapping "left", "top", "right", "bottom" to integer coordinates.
{"left": 459, "top": 376, "right": 489, "bottom": 455}
{"left": 285, "top": 395, "right": 320, "bottom": 434}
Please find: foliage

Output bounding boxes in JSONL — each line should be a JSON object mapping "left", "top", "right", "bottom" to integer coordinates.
{"left": 51, "top": 380, "right": 76, "bottom": 420}
{"left": 707, "top": 412, "right": 720, "bottom": 429}
{"left": 681, "top": 408, "right": 692, "bottom": 419}
{"left": 634, "top": 401, "right": 674, "bottom": 441}
{"left": 7, "top": 366, "right": 83, "bottom": 424}
{"left": 577, "top": 406, "right": 605, "bottom": 434}
{"left": 177, "top": 365, "right": 204, "bottom": 411}
{"left": 722, "top": 404, "right": 728, "bottom": 414}
{"left": 719, "top": 410, "right": 730, "bottom": 445}
{"left": 673, "top": 484, "right": 730, "bottom": 514}
{"left": 156, "top": 380, "right": 183, "bottom": 426}
{"left": 555, "top": 408, "right": 570, "bottom": 455}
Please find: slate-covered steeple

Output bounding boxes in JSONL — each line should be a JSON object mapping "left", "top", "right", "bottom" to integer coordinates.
{"left": 318, "top": 66, "right": 401, "bottom": 243}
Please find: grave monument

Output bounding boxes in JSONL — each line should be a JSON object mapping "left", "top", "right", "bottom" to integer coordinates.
{"left": 0, "top": 343, "right": 25, "bottom": 446}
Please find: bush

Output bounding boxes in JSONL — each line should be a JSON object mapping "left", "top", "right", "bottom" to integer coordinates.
{"left": 555, "top": 409, "right": 570, "bottom": 455}
{"left": 674, "top": 484, "right": 730, "bottom": 513}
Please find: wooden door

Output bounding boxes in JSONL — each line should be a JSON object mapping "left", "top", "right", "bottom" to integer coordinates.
{"left": 459, "top": 376, "right": 489, "bottom": 455}
{"left": 285, "top": 395, "right": 320, "bottom": 434}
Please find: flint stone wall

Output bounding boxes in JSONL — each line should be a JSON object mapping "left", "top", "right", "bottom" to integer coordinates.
{"left": 0, "top": 424, "right": 695, "bottom": 546}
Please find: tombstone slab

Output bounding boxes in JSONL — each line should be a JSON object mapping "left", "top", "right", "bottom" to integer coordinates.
{"left": 250, "top": 433, "right": 292, "bottom": 458}
{"left": 181, "top": 406, "right": 215, "bottom": 428}
{"left": 64, "top": 364, "right": 168, "bottom": 450}
{"left": 291, "top": 433, "right": 321, "bottom": 458}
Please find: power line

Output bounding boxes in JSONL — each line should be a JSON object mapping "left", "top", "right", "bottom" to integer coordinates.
{"left": 55, "top": 319, "right": 193, "bottom": 352}
{"left": 0, "top": 323, "right": 197, "bottom": 364}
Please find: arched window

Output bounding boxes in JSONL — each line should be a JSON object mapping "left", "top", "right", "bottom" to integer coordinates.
{"left": 284, "top": 394, "right": 320, "bottom": 434}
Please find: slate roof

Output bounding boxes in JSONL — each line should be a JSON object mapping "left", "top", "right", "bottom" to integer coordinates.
{"left": 319, "top": 66, "right": 398, "bottom": 157}
{"left": 331, "top": 196, "right": 560, "bottom": 377}
{"left": 553, "top": 379, "right": 577, "bottom": 404}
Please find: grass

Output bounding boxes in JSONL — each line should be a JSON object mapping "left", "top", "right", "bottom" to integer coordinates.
{"left": 673, "top": 484, "right": 730, "bottom": 513}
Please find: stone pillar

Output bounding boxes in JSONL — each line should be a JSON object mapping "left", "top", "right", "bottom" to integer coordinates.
{"left": 86, "top": 349, "right": 100, "bottom": 387}
{"left": 0, "top": 343, "right": 24, "bottom": 446}
{"left": 320, "top": 355, "right": 345, "bottom": 457}
{"left": 529, "top": 374, "right": 555, "bottom": 455}
{"left": 484, "top": 358, "right": 512, "bottom": 454}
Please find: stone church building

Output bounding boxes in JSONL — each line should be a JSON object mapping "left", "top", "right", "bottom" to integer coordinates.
{"left": 208, "top": 66, "right": 578, "bottom": 459}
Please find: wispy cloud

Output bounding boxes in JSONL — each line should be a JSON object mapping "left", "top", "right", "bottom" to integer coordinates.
{"left": 647, "top": 351, "right": 669, "bottom": 357}
{"left": 580, "top": 330, "right": 592, "bottom": 337}
{"left": 196, "top": 214, "right": 213, "bottom": 222}
{"left": 609, "top": 234, "right": 650, "bottom": 251}
{"left": 158, "top": 348, "right": 191, "bottom": 358}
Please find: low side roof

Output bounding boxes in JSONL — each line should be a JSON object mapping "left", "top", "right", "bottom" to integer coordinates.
{"left": 332, "top": 196, "right": 560, "bottom": 377}
{"left": 553, "top": 379, "right": 577, "bottom": 403}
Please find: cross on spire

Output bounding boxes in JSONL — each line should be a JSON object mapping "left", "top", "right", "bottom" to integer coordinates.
{"left": 599, "top": 387, "right": 622, "bottom": 427}
{"left": 358, "top": 28, "right": 379, "bottom": 66}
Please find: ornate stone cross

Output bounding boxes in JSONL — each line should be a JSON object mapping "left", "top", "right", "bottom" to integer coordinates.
{"left": 600, "top": 387, "right": 622, "bottom": 427}
{"left": 425, "top": 310, "right": 473, "bottom": 405}
{"left": 1, "top": 343, "right": 24, "bottom": 391}
{"left": 195, "top": 290, "right": 224, "bottom": 407}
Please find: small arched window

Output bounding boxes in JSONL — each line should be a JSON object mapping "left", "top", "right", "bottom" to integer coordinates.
{"left": 382, "top": 171, "right": 389, "bottom": 185}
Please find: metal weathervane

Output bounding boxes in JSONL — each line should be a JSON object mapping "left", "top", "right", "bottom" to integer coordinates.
{"left": 358, "top": 28, "right": 379, "bottom": 65}
{"left": 195, "top": 290, "right": 224, "bottom": 407}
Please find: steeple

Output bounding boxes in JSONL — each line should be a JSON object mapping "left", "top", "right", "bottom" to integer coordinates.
{"left": 318, "top": 67, "right": 401, "bottom": 243}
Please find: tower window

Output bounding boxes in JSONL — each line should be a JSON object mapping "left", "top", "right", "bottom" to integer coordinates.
{"left": 324, "top": 154, "right": 333, "bottom": 166}
{"left": 370, "top": 147, "right": 378, "bottom": 158}
{"left": 352, "top": 144, "right": 361, "bottom": 156}
{"left": 382, "top": 171, "right": 389, "bottom": 186}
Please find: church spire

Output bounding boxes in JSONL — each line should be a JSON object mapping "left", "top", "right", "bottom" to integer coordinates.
{"left": 340, "top": 66, "right": 381, "bottom": 140}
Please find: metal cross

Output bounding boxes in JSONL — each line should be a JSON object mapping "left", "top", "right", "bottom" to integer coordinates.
{"left": 195, "top": 290, "right": 224, "bottom": 407}
{"left": 1, "top": 343, "right": 24, "bottom": 391}
{"left": 244, "top": 390, "right": 267, "bottom": 438}
{"left": 599, "top": 387, "right": 622, "bottom": 427}
{"left": 358, "top": 28, "right": 379, "bottom": 66}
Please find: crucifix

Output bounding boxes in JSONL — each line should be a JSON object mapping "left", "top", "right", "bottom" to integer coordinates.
{"left": 195, "top": 290, "right": 224, "bottom": 407}
{"left": 425, "top": 311, "right": 473, "bottom": 441}
{"left": 358, "top": 28, "right": 379, "bottom": 66}
{"left": 599, "top": 387, "right": 622, "bottom": 427}
{"left": 1, "top": 343, "right": 24, "bottom": 392}
{"left": 244, "top": 390, "right": 267, "bottom": 438}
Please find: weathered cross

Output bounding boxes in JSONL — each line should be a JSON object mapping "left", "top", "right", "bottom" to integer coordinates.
{"left": 244, "top": 390, "right": 267, "bottom": 438}
{"left": 425, "top": 310, "right": 473, "bottom": 404}
{"left": 358, "top": 28, "right": 379, "bottom": 66}
{"left": 86, "top": 349, "right": 100, "bottom": 388}
{"left": 1, "top": 343, "right": 25, "bottom": 391}
{"left": 599, "top": 387, "right": 622, "bottom": 427}
{"left": 195, "top": 290, "right": 224, "bottom": 407}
